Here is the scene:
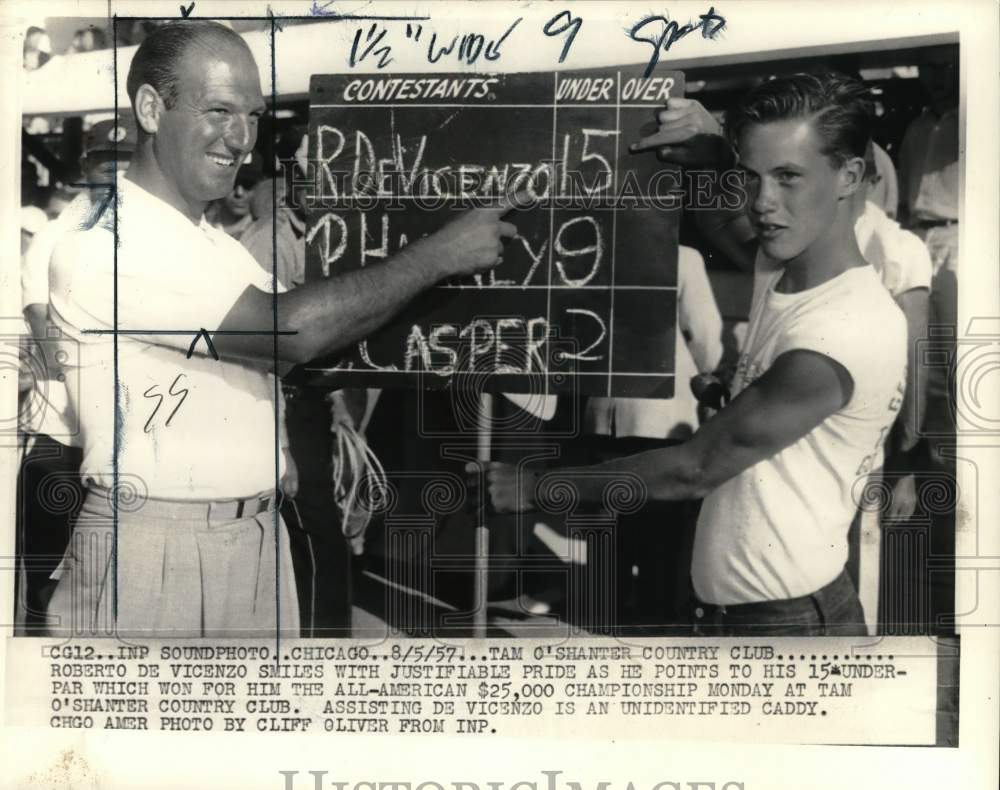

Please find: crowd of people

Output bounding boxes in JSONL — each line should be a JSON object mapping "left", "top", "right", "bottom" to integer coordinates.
{"left": 15, "top": 19, "right": 958, "bottom": 638}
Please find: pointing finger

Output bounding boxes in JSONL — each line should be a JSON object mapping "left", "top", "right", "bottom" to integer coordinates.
{"left": 629, "top": 124, "right": 699, "bottom": 153}
{"left": 500, "top": 188, "right": 536, "bottom": 213}
{"left": 497, "top": 220, "right": 518, "bottom": 239}
{"left": 656, "top": 105, "right": 697, "bottom": 124}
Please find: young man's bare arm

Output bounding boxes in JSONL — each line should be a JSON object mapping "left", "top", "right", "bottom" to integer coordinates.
{"left": 630, "top": 97, "right": 757, "bottom": 272}
{"left": 475, "top": 349, "right": 853, "bottom": 513}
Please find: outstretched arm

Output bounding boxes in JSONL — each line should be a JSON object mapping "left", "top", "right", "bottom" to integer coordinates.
{"left": 52, "top": 204, "right": 518, "bottom": 372}
{"left": 217, "top": 205, "right": 518, "bottom": 367}
{"left": 474, "top": 349, "right": 853, "bottom": 512}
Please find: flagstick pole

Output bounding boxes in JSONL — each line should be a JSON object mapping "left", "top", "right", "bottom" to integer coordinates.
{"left": 474, "top": 392, "right": 493, "bottom": 640}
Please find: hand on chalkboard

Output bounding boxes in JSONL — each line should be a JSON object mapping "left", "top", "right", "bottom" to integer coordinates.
{"left": 426, "top": 203, "right": 519, "bottom": 278}
{"left": 465, "top": 461, "right": 538, "bottom": 514}
{"left": 630, "top": 98, "right": 734, "bottom": 170}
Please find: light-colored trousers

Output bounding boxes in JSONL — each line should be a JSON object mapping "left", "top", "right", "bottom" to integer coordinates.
{"left": 46, "top": 487, "right": 300, "bottom": 638}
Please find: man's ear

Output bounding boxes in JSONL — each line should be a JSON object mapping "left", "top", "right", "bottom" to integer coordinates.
{"left": 134, "top": 84, "right": 165, "bottom": 135}
{"left": 838, "top": 155, "right": 866, "bottom": 200}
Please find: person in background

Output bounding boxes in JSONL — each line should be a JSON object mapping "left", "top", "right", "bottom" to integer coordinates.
{"left": 851, "top": 142, "right": 933, "bottom": 520}
{"left": 68, "top": 27, "right": 108, "bottom": 54}
{"left": 23, "top": 26, "right": 52, "bottom": 71}
{"left": 20, "top": 206, "right": 47, "bottom": 256}
{"left": 583, "top": 245, "right": 724, "bottom": 628}
{"left": 15, "top": 115, "right": 137, "bottom": 632}
{"left": 866, "top": 140, "right": 899, "bottom": 219}
{"left": 897, "top": 45, "right": 959, "bottom": 468}
{"left": 240, "top": 176, "right": 306, "bottom": 290}
{"left": 206, "top": 158, "right": 261, "bottom": 238}
{"left": 898, "top": 46, "right": 959, "bottom": 273}
{"left": 896, "top": 44, "right": 959, "bottom": 631}
{"left": 18, "top": 207, "right": 49, "bottom": 403}
{"left": 43, "top": 188, "right": 75, "bottom": 220}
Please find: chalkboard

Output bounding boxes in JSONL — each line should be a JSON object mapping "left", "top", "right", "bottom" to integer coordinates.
{"left": 302, "top": 66, "right": 683, "bottom": 398}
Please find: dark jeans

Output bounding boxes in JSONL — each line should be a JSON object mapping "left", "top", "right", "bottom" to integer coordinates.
{"left": 16, "top": 435, "right": 84, "bottom": 631}
{"left": 690, "top": 568, "right": 867, "bottom": 637}
{"left": 583, "top": 435, "right": 698, "bottom": 632}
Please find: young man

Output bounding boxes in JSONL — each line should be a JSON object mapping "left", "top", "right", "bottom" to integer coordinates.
{"left": 474, "top": 73, "right": 907, "bottom": 636}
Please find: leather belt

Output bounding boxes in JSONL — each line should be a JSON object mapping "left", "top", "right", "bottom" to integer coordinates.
{"left": 913, "top": 218, "right": 957, "bottom": 229}
{"left": 94, "top": 486, "right": 278, "bottom": 524}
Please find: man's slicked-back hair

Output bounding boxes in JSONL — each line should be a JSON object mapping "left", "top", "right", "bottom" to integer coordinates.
{"left": 726, "top": 71, "right": 875, "bottom": 168}
{"left": 126, "top": 20, "right": 250, "bottom": 111}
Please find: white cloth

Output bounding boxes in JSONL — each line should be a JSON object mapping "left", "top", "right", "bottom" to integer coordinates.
{"left": 585, "top": 246, "right": 723, "bottom": 439}
{"left": 854, "top": 200, "right": 933, "bottom": 297}
{"left": 867, "top": 142, "right": 899, "bottom": 220}
{"left": 49, "top": 178, "right": 285, "bottom": 499}
{"left": 20, "top": 192, "right": 104, "bottom": 445}
{"left": 692, "top": 255, "right": 907, "bottom": 605}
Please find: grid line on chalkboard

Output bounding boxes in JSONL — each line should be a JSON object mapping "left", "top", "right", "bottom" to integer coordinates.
{"left": 301, "top": 369, "right": 677, "bottom": 378}
{"left": 546, "top": 72, "right": 557, "bottom": 393}
{"left": 310, "top": 104, "right": 679, "bottom": 110}
{"left": 607, "top": 71, "right": 622, "bottom": 398}
{"left": 434, "top": 285, "right": 679, "bottom": 291}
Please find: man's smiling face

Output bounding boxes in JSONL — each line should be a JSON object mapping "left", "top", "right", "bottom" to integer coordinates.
{"left": 153, "top": 39, "right": 266, "bottom": 214}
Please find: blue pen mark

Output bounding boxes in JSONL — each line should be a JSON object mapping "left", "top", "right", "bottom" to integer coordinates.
{"left": 628, "top": 6, "right": 726, "bottom": 78}
{"left": 426, "top": 17, "right": 521, "bottom": 65}
{"left": 542, "top": 10, "right": 583, "bottom": 64}
{"left": 310, "top": 0, "right": 429, "bottom": 22}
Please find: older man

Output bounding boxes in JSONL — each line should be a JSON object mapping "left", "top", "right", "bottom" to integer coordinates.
{"left": 46, "top": 21, "right": 515, "bottom": 637}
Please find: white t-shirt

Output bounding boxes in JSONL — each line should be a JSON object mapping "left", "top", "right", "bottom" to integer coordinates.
{"left": 854, "top": 200, "right": 933, "bottom": 297}
{"left": 49, "top": 178, "right": 285, "bottom": 499}
{"left": 691, "top": 255, "right": 907, "bottom": 605}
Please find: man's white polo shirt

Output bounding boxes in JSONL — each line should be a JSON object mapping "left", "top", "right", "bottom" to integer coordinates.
{"left": 49, "top": 178, "right": 285, "bottom": 499}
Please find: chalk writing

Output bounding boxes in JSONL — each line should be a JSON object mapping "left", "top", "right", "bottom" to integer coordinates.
{"left": 304, "top": 67, "right": 685, "bottom": 398}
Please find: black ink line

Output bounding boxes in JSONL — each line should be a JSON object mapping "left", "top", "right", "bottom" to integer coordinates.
{"left": 82, "top": 329, "right": 298, "bottom": 335}
{"left": 164, "top": 374, "right": 189, "bottom": 427}
{"left": 112, "top": 14, "right": 430, "bottom": 21}
{"left": 270, "top": 13, "right": 282, "bottom": 657}
{"left": 112, "top": 14, "right": 120, "bottom": 626}
{"left": 142, "top": 385, "right": 162, "bottom": 434}
{"left": 186, "top": 328, "right": 219, "bottom": 360}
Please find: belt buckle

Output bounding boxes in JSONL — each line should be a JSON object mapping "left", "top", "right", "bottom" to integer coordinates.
{"left": 207, "top": 498, "right": 238, "bottom": 523}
